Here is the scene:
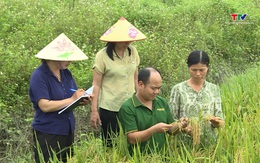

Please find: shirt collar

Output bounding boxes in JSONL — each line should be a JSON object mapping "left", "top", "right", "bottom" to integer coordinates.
{"left": 40, "top": 62, "right": 52, "bottom": 74}
{"left": 131, "top": 93, "right": 158, "bottom": 108}
{"left": 40, "top": 62, "right": 61, "bottom": 81}
{"left": 113, "top": 49, "right": 129, "bottom": 59}
{"left": 184, "top": 80, "right": 208, "bottom": 88}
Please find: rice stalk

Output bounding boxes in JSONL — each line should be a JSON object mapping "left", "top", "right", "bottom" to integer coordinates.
{"left": 189, "top": 118, "right": 200, "bottom": 146}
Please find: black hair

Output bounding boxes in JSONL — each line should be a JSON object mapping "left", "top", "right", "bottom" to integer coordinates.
{"left": 186, "top": 50, "right": 210, "bottom": 67}
{"left": 138, "top": 67, "right": 161, "bottom": 85}
{"left": 105, "top": 42, "right": 131, "bottom": 60}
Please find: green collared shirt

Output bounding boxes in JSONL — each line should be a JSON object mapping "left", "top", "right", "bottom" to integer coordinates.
{"left": 93, "top": 45, "right": 139, "bottom": 112}
{"left": 118, "top": 94, "right": 174, "bottom": 155}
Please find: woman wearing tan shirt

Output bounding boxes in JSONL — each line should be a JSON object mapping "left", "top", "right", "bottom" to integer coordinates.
{"left": 90, "top": 17, "right": 146, "bottom": 147}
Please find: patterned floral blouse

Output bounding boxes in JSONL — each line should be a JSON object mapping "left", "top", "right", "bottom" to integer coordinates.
{"left": 169, "top": 80, "right": 224, "bottom": 145}
{"left": 170, "top": 80, "right": 223, "bottom": 120}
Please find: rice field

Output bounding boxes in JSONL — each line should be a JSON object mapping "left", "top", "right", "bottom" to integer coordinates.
{"left": 64, "top": 64, "right": 260, "bottom": 163}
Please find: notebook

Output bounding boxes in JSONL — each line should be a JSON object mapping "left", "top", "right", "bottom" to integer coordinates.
{"left": 58, "top": 86, "right": 94, "bottom": 114}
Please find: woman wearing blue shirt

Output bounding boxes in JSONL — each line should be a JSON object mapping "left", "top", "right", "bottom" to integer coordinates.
{"left": 29, "top": 33, "right": 91, "bottom": 163}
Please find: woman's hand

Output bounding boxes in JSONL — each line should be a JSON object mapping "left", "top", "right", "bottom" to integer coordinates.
{"left": 210, "top": 116, "right": 224, "bottom": 128}
{"left": 91, "top": 110, "right": 102, "bottom": 129}
{"left": 179, "top": 117, "right": 189, "bottom": 128}
{"left": 71, "top": 89, "right": 93, "bottom": 105}
{"left": 81, "top": 94, "right": 93, "bottom": 105}
{"left": 170, "top": 118, "right": 189, "bottom": 135}
{"left": 178, "top": 117, "right": 192, "bottom": 136}
{"left": 182, "top": 125, "right": 193, "bottom": 136}
{"left": 71, "top": 89, "right": 85, "bottom": 100}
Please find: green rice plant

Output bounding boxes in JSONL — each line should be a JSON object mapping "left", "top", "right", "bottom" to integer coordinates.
{"left": 220, "top": 64, "right": 260, "bottom": 162}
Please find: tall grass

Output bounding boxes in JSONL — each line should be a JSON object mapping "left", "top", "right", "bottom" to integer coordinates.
{"left": 42, "top": 63, "right": 260, "bottom": 162}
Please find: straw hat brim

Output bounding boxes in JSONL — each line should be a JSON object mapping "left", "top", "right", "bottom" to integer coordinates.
{"left": 100, "top": 17, "right": 146, "bottom": 42}
{"left": 35, "top": 33, "right": 88, "bottom": 61}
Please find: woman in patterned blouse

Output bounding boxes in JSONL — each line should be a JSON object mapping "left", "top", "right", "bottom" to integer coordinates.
{"left": 169, "top": 50, "right": 224, "bottom": 147}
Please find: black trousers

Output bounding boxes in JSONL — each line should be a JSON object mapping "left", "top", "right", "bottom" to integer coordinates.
{"left": 32, "top": 130, "right": 74, "bottom": 163}
{"left": 99, "top": 108, "right": 119, "bottom": 147}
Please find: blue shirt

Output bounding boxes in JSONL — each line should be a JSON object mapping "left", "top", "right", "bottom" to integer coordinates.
{"left": 29, "top": 62, "right": 77, "bottom": 135}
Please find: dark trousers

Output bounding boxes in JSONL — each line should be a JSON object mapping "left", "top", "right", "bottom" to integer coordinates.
{"left": 99, "top": 108, "right": 119, "bottom": 147}
{"left": 33, "top": 130, "right": 74, "bottom": 163}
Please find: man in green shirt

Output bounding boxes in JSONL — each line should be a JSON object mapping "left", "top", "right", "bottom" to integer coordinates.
{"left": 118, "top": 67, "right": 187, "bottom": 155}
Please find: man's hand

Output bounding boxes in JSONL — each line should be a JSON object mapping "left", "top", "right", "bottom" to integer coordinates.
{"left": 153, "top": 122, "right": 174, "bottom": 133}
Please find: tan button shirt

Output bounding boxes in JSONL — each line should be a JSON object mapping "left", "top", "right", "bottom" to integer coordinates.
{"left": 93, "top": 45, "right": 140, "bottom": 112}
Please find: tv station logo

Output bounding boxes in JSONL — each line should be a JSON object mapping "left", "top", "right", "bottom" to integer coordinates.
{"left": 230, "top": 13, "right": 247, "bottom": 21}
{"left": 226, "top": 13, "right": 253, "bottom": 24}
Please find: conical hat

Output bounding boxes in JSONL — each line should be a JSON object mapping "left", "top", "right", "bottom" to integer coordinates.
{"left": 35, "top": 33, "right": 88, "bottom": 61}
{"left": 100, "top": 17, "right": 146, "bottom": 42}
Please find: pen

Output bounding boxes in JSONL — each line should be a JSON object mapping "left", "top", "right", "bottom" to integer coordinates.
{"left": 70, "top": 88, "right": 77, "bottom": 92}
